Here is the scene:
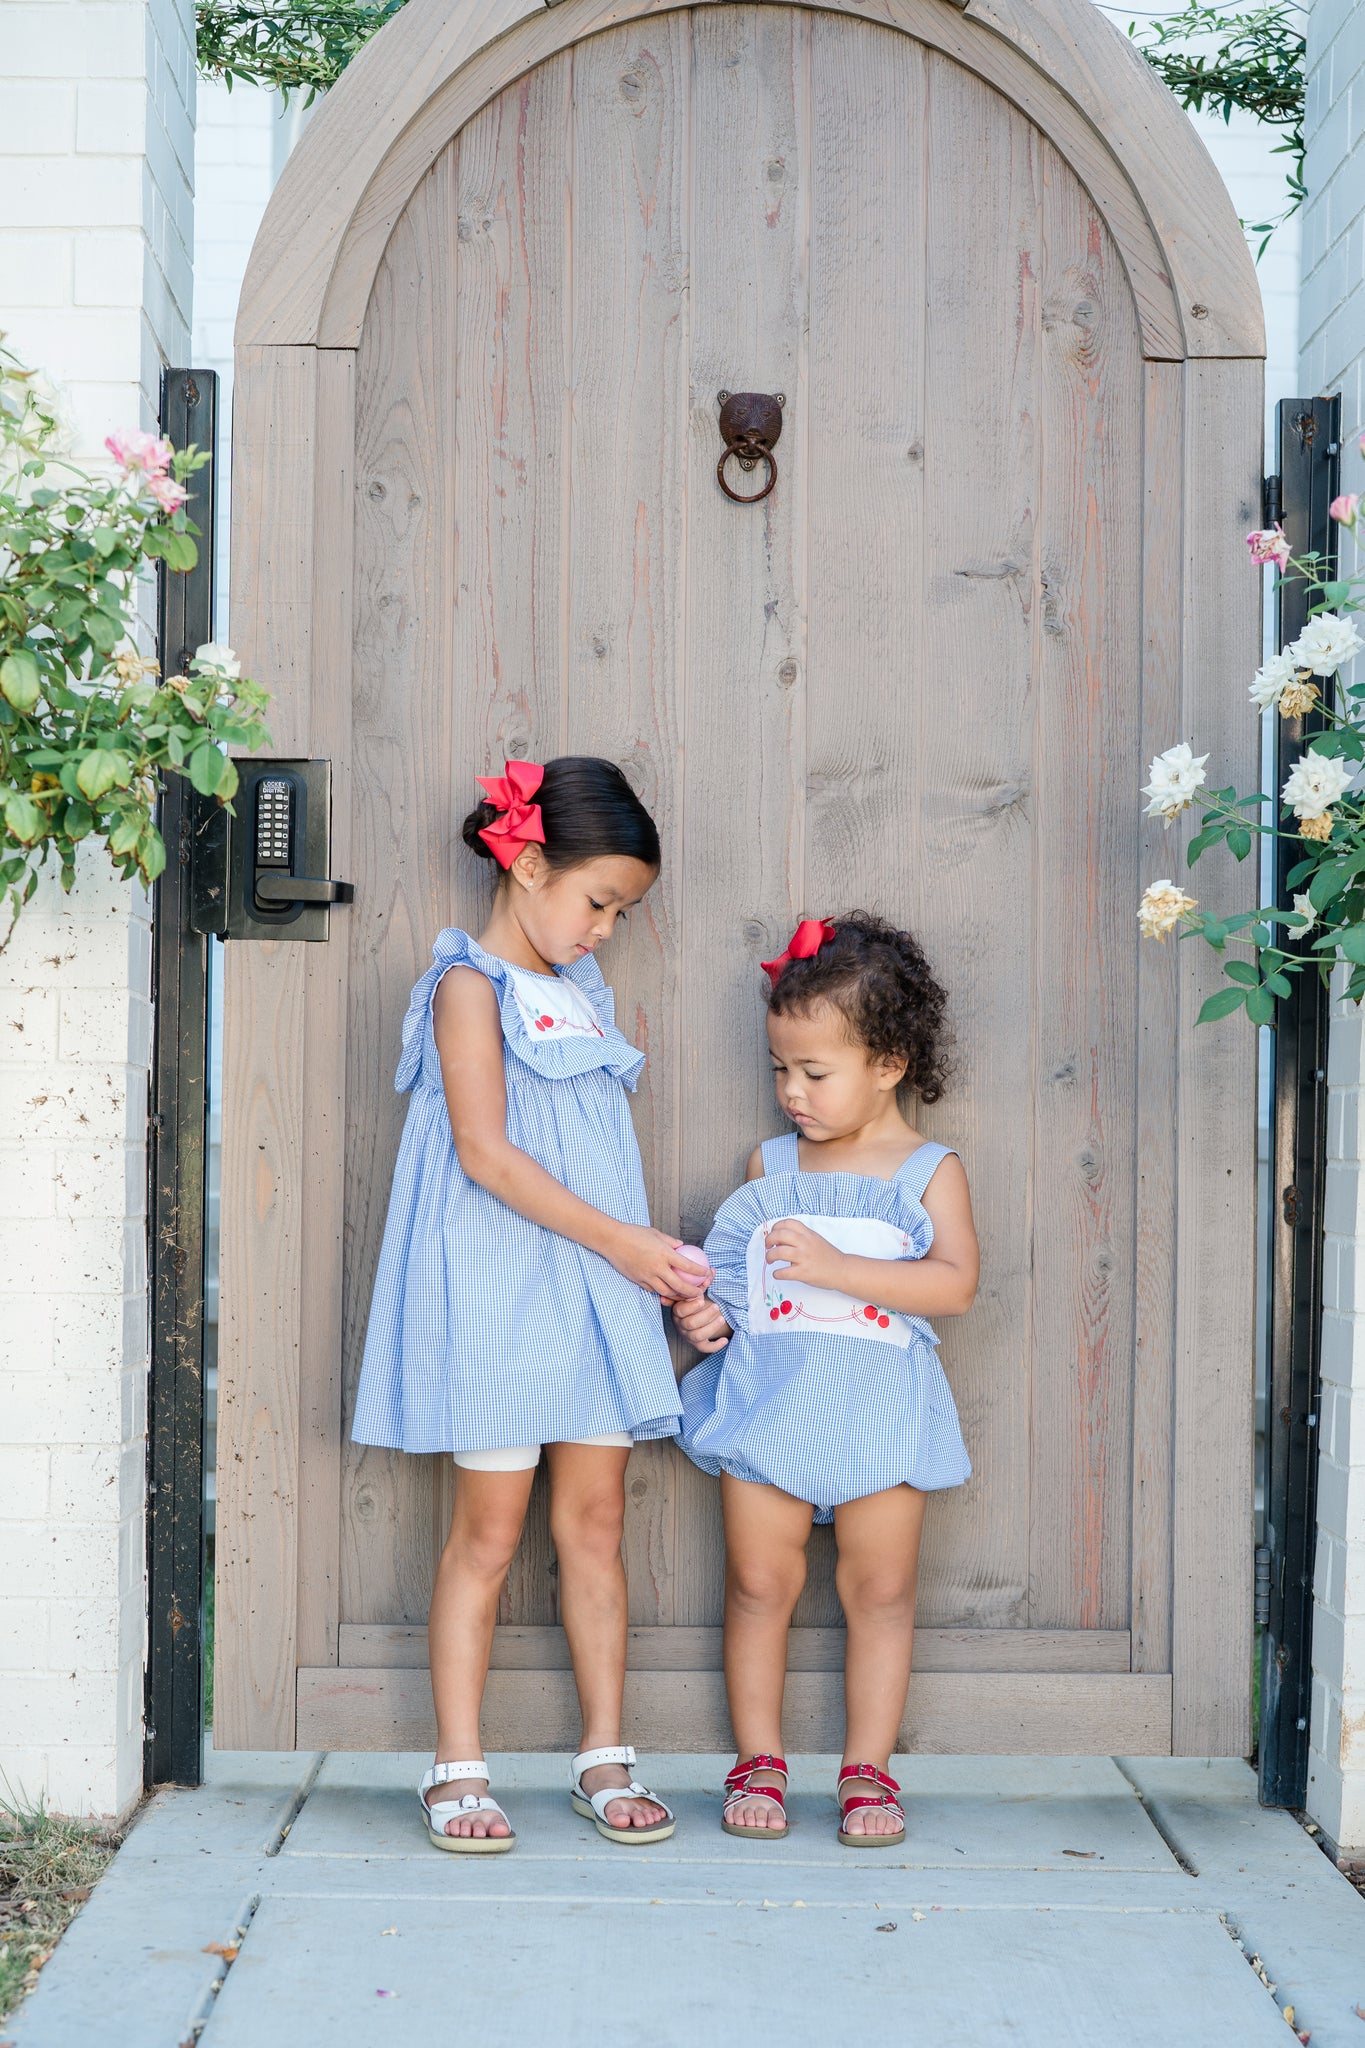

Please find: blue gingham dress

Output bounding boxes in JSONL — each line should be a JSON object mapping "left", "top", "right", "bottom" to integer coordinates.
{"left": 679, "top": 1133, "right": 970, "bottom": 1519}
{"left": 351, "top": 929, "right": 682, "bottom": 1454}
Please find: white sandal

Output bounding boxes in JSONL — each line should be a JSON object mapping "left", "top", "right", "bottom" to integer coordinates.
{"left": 418, "top": 1759, "right": 515, "bottom": 1854}
{"left": 570, "top": 1744, "right": 676, "bottom": 1845}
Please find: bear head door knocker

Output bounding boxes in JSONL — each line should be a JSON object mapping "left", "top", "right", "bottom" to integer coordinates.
{"left": 716, "top": 390, "right": 785, "bottom": 504}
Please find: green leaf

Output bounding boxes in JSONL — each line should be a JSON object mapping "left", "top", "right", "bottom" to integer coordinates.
{"left": 1339, "top": 925, "right": 1365, "bottom": 964}
{"left": 1245, "top": 986, "right": 1276, "bottom": 1025}
{"left": 84, "top": 609, "right": 120, "bottom": 654}
{"left": 216, "top": 758, "right": 239, "bottom": 803}
{"left": 1265, "top": 972, "right": 1293, "bottom": 997}
{"left": 1198, "top": 986, "right": 1247, "bottom": 1023}
{"left": 165, "top": 730, "right": 185, "bottom": 767}
{"left": 1227, "top": 827, "right": 1252, "bottom": 861}
{"left": 187, "top": 743, "right": 227, "bottom": 797}
{"left": 108, "top": 814, "right": 141, "bottom": 856}
{"left": 0, "top": 650, "right": 42, "bottom": 713}
{"left": 1310, "top": 864, "right": 1348, "bottom": 912}
{"left": 75, "top": 748, "right": 124, "bottom": 800}
{"left": 1321, "top": 580, "right": 1353, "bottom": 605}
{"left": 89, "top": 526, "right": 119, "bottom": 558}
{"left": 62, "top": 799, "right": 93, "bottom": 841}
{"left": 3, "top": 792, "right": 46, "bottom": 844}
{"left": 1223, "top": 960, "right": 1260, "bottom": 984}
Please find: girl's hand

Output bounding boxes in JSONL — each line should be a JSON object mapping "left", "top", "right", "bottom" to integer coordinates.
{"left": 672, "top": 1292, "right": 732, "bottom": 1354}
{"left": 608, "top": 1224, "right": 710, "bottom": 1299}
{"left": 764, "top": 1217, "right": 849, "bottom": 1293}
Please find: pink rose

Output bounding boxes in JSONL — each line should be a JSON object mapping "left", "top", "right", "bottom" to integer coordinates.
{"left": 1331, "top": 493, "right": 1360, "bottom": 527}
{"left": 105, "top": 428, "right": 175, "bottom": 476}
{"left": 1246, "top": 523, "right": 1291, "bottom": 570}
{"left": 147, "top": 471, "right": 187, "bottom": 514}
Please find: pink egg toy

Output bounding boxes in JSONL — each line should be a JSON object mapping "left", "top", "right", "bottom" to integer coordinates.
{"left": 674, "top": 1244, "right": 712, "bottom": 1289}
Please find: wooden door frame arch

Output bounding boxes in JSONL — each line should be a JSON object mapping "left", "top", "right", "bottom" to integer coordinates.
{"left": 220, "top": 0, "right": 1265, "bottom": 1753}
{"left": 237, "top": 0, "right": 1263, "bottom": 361}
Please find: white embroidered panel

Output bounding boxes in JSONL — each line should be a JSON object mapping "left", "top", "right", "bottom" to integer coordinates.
{"left": 746, "top": 1215, "right": 915, "bottom": 1348}
{"left": 506, "top": 967, "right": 606, "bottom": 1041}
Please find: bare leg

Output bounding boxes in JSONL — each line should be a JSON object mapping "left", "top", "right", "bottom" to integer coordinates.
{"left": 832, "top": 1484, "right": 927, "bottom": 1837}
{"left": 425, "top": 1464, "right": 536, "bottom": 1839}
{"left": 720, "top": 1472, "right": 814, "bottom": 1829}
{"left": 546, "top": 1442, "right": 666, "bottom": 1830}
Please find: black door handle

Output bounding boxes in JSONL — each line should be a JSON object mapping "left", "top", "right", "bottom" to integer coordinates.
{"left": 254, "top": 873, "right": 354, "bottom": 905}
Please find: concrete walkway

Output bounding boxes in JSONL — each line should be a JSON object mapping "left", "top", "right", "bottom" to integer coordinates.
{"left": 10, "top": 1751, "right": 1365, "bottom": 2046}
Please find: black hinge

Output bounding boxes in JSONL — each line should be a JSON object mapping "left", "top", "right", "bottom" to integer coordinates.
{"left": 1282, "top": 1183, "right": 1298, "bottom": 1227}
{"left": 1263, "top": 473, "right": 1282, "bottom": 528}
{"left": 1255, "top": 1544, "right": 1272, "bottom": 1628}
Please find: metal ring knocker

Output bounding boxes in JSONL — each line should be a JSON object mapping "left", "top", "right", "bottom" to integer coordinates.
{"left": 716, "top": 390, "right": 784, "bottom": 504}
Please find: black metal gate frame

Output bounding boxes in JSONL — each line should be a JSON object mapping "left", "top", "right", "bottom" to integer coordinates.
{"left": 145, "top": 368, "right": 218, "bottom": 1788}
{"left": 1258, "top": 395, "right": 1340, "bottom": 1809}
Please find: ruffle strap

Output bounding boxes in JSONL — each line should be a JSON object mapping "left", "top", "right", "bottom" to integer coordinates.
{"left": 395, "top": 928, "right": 645, "bottom": 1094}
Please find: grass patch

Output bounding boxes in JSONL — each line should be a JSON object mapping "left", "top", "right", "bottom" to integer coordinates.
{"left": 0, "top": 1791, "right": 121, "bottom": 2025}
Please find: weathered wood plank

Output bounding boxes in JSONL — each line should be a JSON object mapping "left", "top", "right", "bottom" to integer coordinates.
{"left": 905, "top": 50, "right": 1035, "bottom": 1629}
{"left": 216, "top": 344, "right": 317, "bottom": 1749}
{"left": 1026, "top": 141, "right": 1143, "bottom": 1630}
{"left": 1170, "top": 357, "right": 1261, "bottom": 1755}
{"left": 1130, "top": 362, "right": 1183, "bottom": 1675}
{"left": 796, "top": 15, "right": 931, "bottom": 1632}
{"left": 339, "top": 1622, "right": 1134, "bottom": 1672}
{"left": 298, "top": 1665, "right": 1172, "bottom": 1753}
{"left": 451, "top": 53, "right": 577, "bottom": 1625}
{"left": 340, "top": 145, "right": 460, "bottom": 1632}
{"left": 674, "top": 1, "right": 812, "bottom": 1629}
{"left": 565, "top": 17, "right": 692, "bottom": 1626}
{"left": 293, "top": 348, "right": 357, "bottom": 1672}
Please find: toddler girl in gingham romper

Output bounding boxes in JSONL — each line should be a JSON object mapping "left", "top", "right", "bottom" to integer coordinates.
{"left": 354, "top": 758, "right": 706, "bottom": 1853}
{"left": 674, "top": 912, "right": 979, "bottom": 1848}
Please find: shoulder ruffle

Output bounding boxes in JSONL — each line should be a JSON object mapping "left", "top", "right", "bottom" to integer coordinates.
{"left": 702, "top": 1169, "right": 936, "bottom": 1338}
{"left": 395, "top": 929, "right": 645, "bottom": 1093}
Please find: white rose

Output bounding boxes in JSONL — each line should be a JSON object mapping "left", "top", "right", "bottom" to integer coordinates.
{"left": 1249, "top": 650, "right": 1298, "bottom": 711}
{"left": 1287, "top": 612, "right": 1363, "bottom": 677}
{"left": 193, "top": 641, "right": 241, "bottom": 679}
{"left": 1141, "top": 742, "right": 1209, "bottom": 823}
{"left": 1291, "top": 892, "right": 1318, "bottom": 935}
{"left": 1281, "top": 752, "right": 1355, "bottom": 819}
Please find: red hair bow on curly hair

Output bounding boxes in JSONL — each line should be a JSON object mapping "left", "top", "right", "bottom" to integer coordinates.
{"left": 761, "top": 918, "right": 836, "bottom": 988}
{"left": 476, "top": 760, "right": 547, "bottom": 869}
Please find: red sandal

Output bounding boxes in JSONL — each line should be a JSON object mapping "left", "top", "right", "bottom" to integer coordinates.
{"left": 722, "top": 1753, "right": 789, "bottom": 1839}
{"left": 837, "top": 1763, "right": 906, "bottom": 1847}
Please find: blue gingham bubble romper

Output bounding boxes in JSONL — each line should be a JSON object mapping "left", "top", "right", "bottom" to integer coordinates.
{"left": 679, "top": 1132, "right": 970, "bottom": 1520}
{"left": 351, "top": 929, "right": 683, "bottom": 1455}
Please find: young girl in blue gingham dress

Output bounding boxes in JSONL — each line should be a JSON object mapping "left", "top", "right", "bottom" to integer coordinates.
{"left": 674, "top": 913, "right": 979, "bottom": 1849}
{"left": 353, "top": 758, "right": 706, "bottom": 1855}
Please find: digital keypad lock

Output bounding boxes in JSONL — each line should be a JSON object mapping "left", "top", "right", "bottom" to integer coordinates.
{"left": 201, "top": 758, "right": 353, "bottom": 943}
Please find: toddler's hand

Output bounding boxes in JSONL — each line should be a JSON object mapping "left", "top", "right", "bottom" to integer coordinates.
{"left": 672, "top": 1291, "right": 732, "bottom": 1354}
{"left": 764, "top": 1217, "right": 847, "bottom": 1293}
{"left": 609, "top": 1225, "right": 710, "bottom": 1300}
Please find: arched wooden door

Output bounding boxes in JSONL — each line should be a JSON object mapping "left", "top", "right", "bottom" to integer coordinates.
{"left": 218, "top": 0, "right": 1264, "bottom": 1754}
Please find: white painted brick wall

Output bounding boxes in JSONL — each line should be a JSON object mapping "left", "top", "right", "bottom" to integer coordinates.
{"left": 1300, "top": 0, "right": 1365, "bottom": 1857}
{"left": 0, "top": 0, "right": 194, "bottom": 1821}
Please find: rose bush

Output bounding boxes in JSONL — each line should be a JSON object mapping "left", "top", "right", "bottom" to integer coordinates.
{"left": 1139, "top": 461, "right": 1365, "bottom": 1023}
{"left": 0, "top": 339, "right": 271, "bottom": 943}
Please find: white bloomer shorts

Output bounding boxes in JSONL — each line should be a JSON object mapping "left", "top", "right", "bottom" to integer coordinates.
{"left": 452, "top": 1431, "right": 633, "bottom": 1472}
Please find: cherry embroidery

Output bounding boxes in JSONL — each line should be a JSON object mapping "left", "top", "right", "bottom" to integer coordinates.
{"left": 536, "top": 1015, "right": 555, "bottom": 1031}
{"left": 863, "top": 1304, "right": 878, "bottom": 1319}
{"left": 770, "top": 1307, "right": 780, "bottom": 1320}
{"left": 878, "top": 1314, "right": 890, "bottom": 1329}
{"left": 780, "top": 1300, "right": 792, "bottom": 1315}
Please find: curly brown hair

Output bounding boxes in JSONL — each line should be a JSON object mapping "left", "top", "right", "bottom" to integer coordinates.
{"left": 766, "top": 911, "right": 951, "bottom": 1104}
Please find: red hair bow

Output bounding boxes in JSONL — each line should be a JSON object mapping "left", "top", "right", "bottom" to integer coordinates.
{"left": 761, "top": 918, "right": 836, "bottom": 988}
{"left": 476, "top": 760, "right": 546, "bottom": 869}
